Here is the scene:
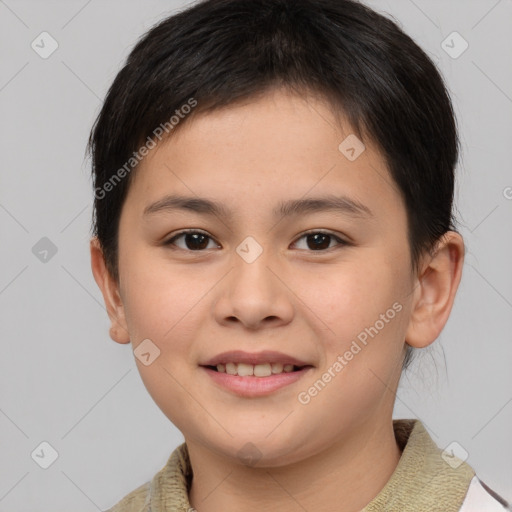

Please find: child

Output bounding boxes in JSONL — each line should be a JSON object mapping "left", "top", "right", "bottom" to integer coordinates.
{"left": 88, "top": 0, "right": 510, "bottom": 510}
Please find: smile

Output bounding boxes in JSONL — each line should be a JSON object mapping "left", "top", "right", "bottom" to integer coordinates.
{"left": 200, "top": 364, "right": 314, "bottom": 397}
{"left": 207, "top": 362, "right": 309, "bottom": 377}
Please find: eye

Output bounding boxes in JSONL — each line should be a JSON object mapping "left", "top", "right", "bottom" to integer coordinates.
{"left": 292, "top": 230, "right": 348, "bottom": 251}
{"left": 164, "top": 230, "right": 220, "bottom": 251}
{"left": 163, "top": 229, "right": 349, "bottom": 252}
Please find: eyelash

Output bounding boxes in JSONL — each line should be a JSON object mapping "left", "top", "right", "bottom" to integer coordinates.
{"left": 163, "top": 229, "right": 349, "bottom": 252}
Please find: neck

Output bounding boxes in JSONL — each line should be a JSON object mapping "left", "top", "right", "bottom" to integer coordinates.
{"left": 187, "top": 416, "right": 401, "bottom": 512}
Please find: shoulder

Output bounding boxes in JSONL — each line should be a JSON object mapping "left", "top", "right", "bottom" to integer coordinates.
{"left": 102, "top": 480, "right": 151, "bottom": 512}
{"left": 459, "top": 476, "right": 510, "bottom": 511}
{"left": 102, "top": 443, "right": 191, "bottom": 512}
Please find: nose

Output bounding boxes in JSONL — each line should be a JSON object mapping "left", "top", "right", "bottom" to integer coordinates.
{"left": 212, "top": 242, "right": 294, "bottom": 330}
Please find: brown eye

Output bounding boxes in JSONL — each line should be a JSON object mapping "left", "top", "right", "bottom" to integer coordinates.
{"left": 293, "top": 231, "right": 347, "bottom": 251}
{"left": 165, "top": 230, "right": 218, "bottom": 251}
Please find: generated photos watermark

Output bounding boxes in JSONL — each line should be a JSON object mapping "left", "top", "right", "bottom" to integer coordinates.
{"left": 94, "top": 97, "right": 198, "bottom": 200}
{"left": 297, "top": 301, "right": 403, "bottom": 405}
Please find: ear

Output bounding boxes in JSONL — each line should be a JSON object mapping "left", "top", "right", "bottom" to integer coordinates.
{"left": 90, "top": 237, "right": 130, "bottom": 344}
{"left": 405, "top": 231, "right": 465, "bottom": 349}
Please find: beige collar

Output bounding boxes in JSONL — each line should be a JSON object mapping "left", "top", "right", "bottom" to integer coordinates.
{"left": 133, "top": 419, "right": 475, "bottom": 511}
{"left": 361, "top": 419, "right": 475, "bottom": 511}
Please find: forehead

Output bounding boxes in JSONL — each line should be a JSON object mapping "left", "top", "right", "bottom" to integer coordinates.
{"left": 125, "top": 89, "right": 403, "bottom": 223}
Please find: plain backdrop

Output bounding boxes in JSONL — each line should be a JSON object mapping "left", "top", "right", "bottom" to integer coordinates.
{"left": 0, "top": 0, "right": 511, "bottom": 510}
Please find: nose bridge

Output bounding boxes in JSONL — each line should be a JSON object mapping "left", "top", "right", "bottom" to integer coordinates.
{"left": 232, "top": 234, "right": 276, "bottom": 294}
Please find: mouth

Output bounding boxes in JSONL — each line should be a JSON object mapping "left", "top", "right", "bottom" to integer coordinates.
{"left": 202, "top": 362, "right": 312, "bottom": 377}
{"left": 199, "top": 360, "right": 314, "bottom": 397}
{"left": 199, "top": 350, "right": 315, "bottom": 397}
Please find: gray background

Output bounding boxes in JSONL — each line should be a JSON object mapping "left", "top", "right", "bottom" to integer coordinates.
{"left": 0, "top": 0, "right": 511, "bottom": 510}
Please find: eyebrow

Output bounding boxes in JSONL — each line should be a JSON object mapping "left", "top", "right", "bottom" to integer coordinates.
{"left": 143, "top": 194, "right": 374, "bottom": 220}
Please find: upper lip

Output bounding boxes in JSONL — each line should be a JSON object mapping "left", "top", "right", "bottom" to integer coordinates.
{"left": 200, "top": 350, "right": 313, "bottom": 367}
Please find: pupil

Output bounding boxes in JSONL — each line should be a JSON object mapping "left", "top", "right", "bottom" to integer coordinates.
{"left": 186, "top": 233, "right": 208, "bottom": 250}
{"left": 307, "top": 233, "right": 330, "bottom": 250}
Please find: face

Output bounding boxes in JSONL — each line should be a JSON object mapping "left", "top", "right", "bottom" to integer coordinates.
{"left": 103, "top": 88, "right": 421, "bottom": 466}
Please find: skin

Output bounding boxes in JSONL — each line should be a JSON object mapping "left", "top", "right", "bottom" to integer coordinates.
{"left": 91, "top": 87, "right": 464, "bottom": 512}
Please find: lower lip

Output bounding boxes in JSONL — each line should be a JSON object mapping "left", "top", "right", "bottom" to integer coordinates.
{"left": 201, "top": 366, "right": 313, "bottom": 397}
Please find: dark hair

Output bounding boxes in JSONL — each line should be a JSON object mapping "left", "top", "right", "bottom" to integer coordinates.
{"left": 87, "top": 0, "right": 460, "bottom": 370}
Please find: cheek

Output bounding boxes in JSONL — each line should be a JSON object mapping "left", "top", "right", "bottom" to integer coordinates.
{"left": 309, "top": 260, "right": 404, "bottom": 337}
{"left": 307, "top": 260, "right": 410, "bottom": 404}
{"left": 120, "top": 251, "right": 202, "bottom": 349}
{"left": 295, "top": 263, "right": 407, "bottom": 430}
{"left": 119, "top": 256, "right": 207, "bottom": 418}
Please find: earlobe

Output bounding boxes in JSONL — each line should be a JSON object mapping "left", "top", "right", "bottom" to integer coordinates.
{"left": 90, "top": 237, "right": 131, "bottom": 344}
{"left": 405, "top": 231, "right": 465, "bottom": 349}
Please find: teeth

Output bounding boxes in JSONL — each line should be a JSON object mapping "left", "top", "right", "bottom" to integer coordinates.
{"left": 254, "top": 364, "right": 272, "bottom": 377}
{"left": 271, "top": 362, "right": 283, "bottom": 373}
{"left": 237, "top": 363, "right": 254, "bottom": 377}
{"left": 225, "top": 362, "right": 237, "bottom": 375}
{"left": 215, "top": 362, "right": 299, "bottom": 376}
